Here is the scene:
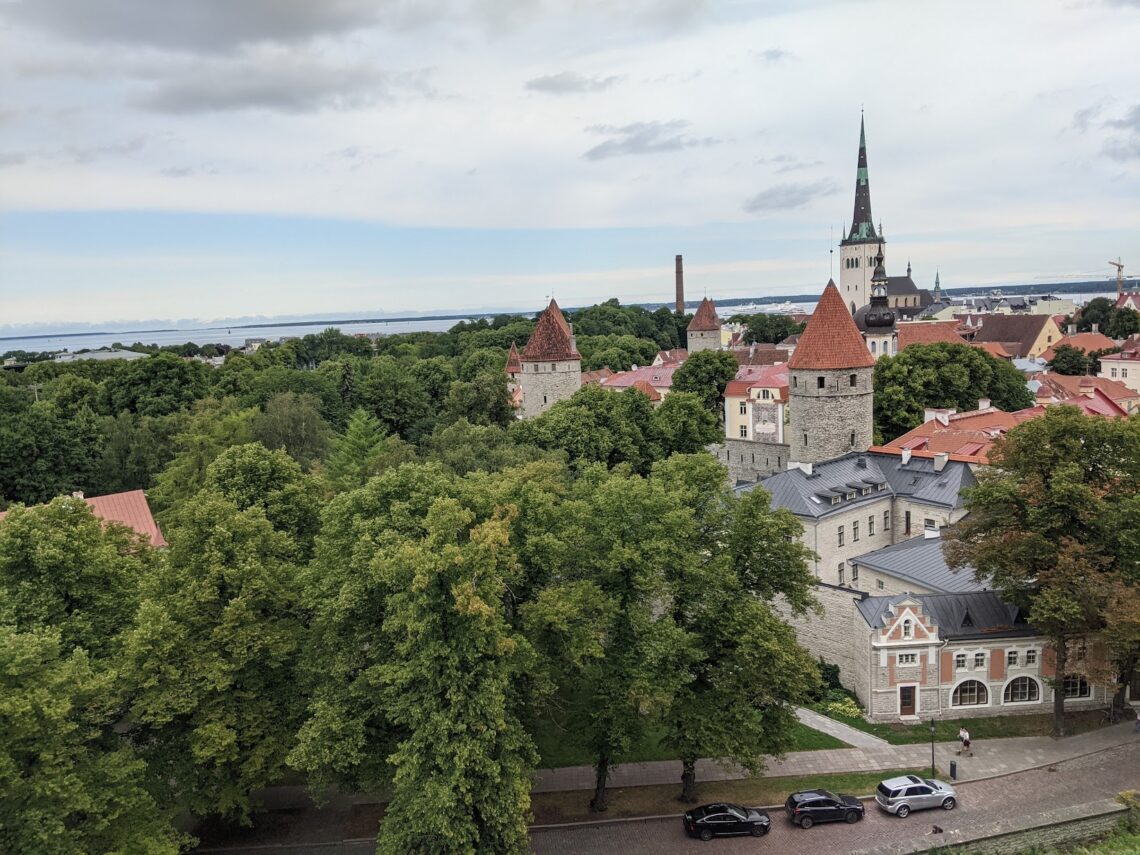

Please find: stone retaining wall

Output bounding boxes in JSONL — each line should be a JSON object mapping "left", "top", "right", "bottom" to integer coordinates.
{"left": 848, "top": 797, "right": 1128, "bottom": 855}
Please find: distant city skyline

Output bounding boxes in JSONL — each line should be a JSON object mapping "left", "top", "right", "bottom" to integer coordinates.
{"left": 1, "top": 0, "right": 1139, "bottom": 326}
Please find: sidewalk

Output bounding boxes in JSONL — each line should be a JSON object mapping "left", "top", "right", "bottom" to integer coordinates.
{"left": 531, "top": 717, "right": 1139, "bottom": 792}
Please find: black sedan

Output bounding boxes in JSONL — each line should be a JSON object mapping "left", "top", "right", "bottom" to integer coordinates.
{"left": 784, "top": 789, "right": 865, "bottom": 828}
{"left": 682, "top": 802, "right": 771, "bottom": 841}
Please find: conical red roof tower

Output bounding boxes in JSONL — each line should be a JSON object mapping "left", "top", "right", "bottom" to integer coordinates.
{"left": 788, "top": 281, "right": 875, "bottom": 370}
{"left": 505, "top": 341, "right": 522, "bottom": 374}
{"left": 521, "top": 299, "right": 580, "bottom": 361}
{"left": 687, "top": 297, "right": 722, "bottom": 332}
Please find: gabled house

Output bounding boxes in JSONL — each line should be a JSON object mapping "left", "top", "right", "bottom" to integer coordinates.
{"left": 0, "top": 489, "right": 167, "bottom": 547}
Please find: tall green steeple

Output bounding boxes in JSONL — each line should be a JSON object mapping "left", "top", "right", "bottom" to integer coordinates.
{"left": 844, "top": 115, "right": 878, "bottom": 243}
{"left": 933, "top": 270, "right": 942, "bottom": 302}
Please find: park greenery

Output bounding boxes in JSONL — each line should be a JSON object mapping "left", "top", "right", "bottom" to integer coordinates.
{"left": 3, "top": 298, "right": 1138, "bottom": 852}
{"left": 0, "top": 302, "right": 823, "bottom": 854}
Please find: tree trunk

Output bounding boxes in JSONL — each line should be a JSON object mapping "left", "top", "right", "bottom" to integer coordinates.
{"left": 1052, "top": 638, "right": 1068, "bottom": 738}
{"left": 679, "top": 757, "right": 697, "bottom": 803}
{"left": 589, "top": 755, "right": 610, "bottom": 813}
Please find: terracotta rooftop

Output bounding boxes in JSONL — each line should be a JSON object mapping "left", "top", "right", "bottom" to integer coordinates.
{"left": 581, "top": 367, "right": 614, "bottom": 385}
{"left": 653, "top": 348, "right": 688, "bottom": 365}
{"left": 970, "top": 341, "right": 1013, "bottom": 360}
{"left": 0, "top": 489, "right": 167, "bottom": 547}
{"left": 629, "top": 379, "right": 662, "bottom": 401}
{"left": 1115, "top": 292, "right": 1140, "bottom": 312}
{"left": 1039, "top": 332, "right": 1117, "bottom": 362}
{"left": 727, "top": 344, "right": 790, "bottom": 366}
{"left": 687, "top": 297, "right": 722, "bottom": 332}
{"left": 600, "top": 365, "right": 678, "bottom": 391}
{"left": 882, "top": 408, "right": 1022, "bottom": 463}
{"left": 521, "top": 299, "right": 581, "bottom": 362}
{"left": 1030, "top": 372, "right": 1138, "bottom": 405}
{"left": 787, "top": 281, "right": 876, "bottom": 371}
{"left": 896, "top": 321, "right": 967, "bottom": 350}
{"left": 505, "top": 341, "right": 522, "bottom": 373}
{"left": 724, "top": 364, "right": 790, "bottom": 399}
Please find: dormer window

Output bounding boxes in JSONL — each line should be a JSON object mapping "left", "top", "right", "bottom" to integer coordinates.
{"left": 830, "top": 496, "right": 840, "bottom": 506}
{"left": 846, "top": 491, "right": 855, "bottom": 500}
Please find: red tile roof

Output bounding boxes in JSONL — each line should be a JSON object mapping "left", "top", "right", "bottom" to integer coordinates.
{"left": 521, "top": 299, "right": 581, "bottom": 361}
{"left": 967, "top": 313, "right": 1054, "bottom": 358}
{"left": 629, "top": 379, "right": 662, "bottom": 401}
{"left": 505, "top": 341, "right": 522, "bottom": 374}
{"left": 600, "top": 365, "right": 678, "bottom": 390}
{"left": 727, "top": 344, "right": 790, "bottom": 366}
{"left": 654, "top": 348, "right": 688, "bottom": 365}
{"left": 970, "top": 341, "right": 1013, "bottom": 360}
{"left": 0, "top": 489, "right": 167, "bottom": 547}
{"left": 1039, "top": 332, "right": 1117, "bottom": 362}
{"left": 787, "top": 281, "right": 876, "bottom": 370}
{"left": 687, "top": 297, "right": 722, "bottom": 331}
{"left": 896, "top": 321, "right": 967, "bottom": 350}
{"left": 1029, "top": 372, "right": 1138, "bottom": 405}
{"left": 882, "top": 408, "right": 1021, "bottom": 462}
{"left": 1115, "top": 292, "right": 1140, "bottom": 312}
{"left": 581, "top": 367, "right": 614, "bottom": 385}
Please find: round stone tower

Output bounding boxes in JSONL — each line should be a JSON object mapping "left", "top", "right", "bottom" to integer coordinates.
{"left": 686, "top": 297, "right": 722, "bottom": 352}
{"left": 518, "top": 299, "right": 582, "bottom": 419}
{"left": 787, "top": 280, "right": 876, "bottom": 464}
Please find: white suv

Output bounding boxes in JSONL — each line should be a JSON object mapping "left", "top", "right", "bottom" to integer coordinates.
{"left": 875, "top": 775, "right": 957, "bottom": 818}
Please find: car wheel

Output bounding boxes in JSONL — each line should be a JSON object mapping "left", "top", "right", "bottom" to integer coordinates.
{"left": 699, "top": 828, "right": 713, "bottom": 842}
{"left": 845, "top": 810, "right": 860, "bottom": 824}
{"left": 751, "top": 824, "right": 769, "bottom": 837}
{"left": 942, "top": 797, "right": 956, "bottom": 811}
{"left": 799, "top": 816, "right": 814, "bottom": 829}
{"left": 896, "top": 804, "right": 910, "bottom": 819}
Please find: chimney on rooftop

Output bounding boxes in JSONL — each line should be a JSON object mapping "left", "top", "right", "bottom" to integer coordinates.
{"left": 924, "top": 526, "right": 941, "bottom": 540}
{"left": 933, "top": 452, "right": 949, "bottom": 472}
{"left": 1068, "top": 324, "right": 1076, "bottom": 335}
{"left": 675, "top": 255, "right": 685, "bottom": 314}
{"left": 1092, "top": 322, "right": 1100, "bottom": 333}
{"left": 71, "top": 491, "right": 84, "bottom": 499}
{"left": 901, "top": 448, "right": 912, "bottom": 465}
{"left": 978, "top": 397, "right": 991, "bottom": 411}
{"left": 798, "top": 461, "right": 813, "bottom": 475}
{"left": 924, "top": 407, "right": 955, "bottom": 426}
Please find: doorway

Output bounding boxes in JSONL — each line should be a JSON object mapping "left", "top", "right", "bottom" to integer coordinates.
{"left": 899, "top": 685, "right": 916, "bottom": 716}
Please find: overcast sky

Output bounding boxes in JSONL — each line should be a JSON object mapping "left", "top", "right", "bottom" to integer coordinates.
{"left": 1, "top": 0, "right": 1139, "bottom": 329}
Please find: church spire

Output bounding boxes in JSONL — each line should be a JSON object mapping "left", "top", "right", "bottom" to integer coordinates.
{"left": 845, "top": 114, "right": 878, "bottom": 243}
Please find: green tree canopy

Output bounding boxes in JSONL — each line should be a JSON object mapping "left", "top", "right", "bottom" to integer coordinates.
{"left": 873, "top": 342, "right": 1034, "bottom": 442}
{"left": 671, "top": 350, "right": 740, "bottom": 416}
{"left": 1046, "top": 344, "right": 1089, "bottom": 376}
{"left": 103, "top": 352, "right": 209, "bottom": 417}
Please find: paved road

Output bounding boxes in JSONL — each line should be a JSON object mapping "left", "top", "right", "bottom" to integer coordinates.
{"left": 529, "top": 741, "right": 1140, "bottom": 855}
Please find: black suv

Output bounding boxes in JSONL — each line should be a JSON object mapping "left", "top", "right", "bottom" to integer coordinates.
{"left": 682, "top": 803, "right": 771, "bottom": 840}
{"left": 784, "top": 789, "right": 865, "bottom": 828}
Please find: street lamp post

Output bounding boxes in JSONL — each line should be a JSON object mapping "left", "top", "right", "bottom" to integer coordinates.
{"left": 929, "top": 718, "right": 937, "bottom": 779}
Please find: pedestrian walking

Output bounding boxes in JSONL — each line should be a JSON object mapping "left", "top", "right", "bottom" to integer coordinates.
{"left": 958, "top": 726, "right": 972, "bottom": 756}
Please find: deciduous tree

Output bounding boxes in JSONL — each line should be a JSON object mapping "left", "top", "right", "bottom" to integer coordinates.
{"left": 671, "top": 351, "right": 739, "bottom": 416}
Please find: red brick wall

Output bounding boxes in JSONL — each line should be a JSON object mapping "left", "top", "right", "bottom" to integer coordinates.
{"left": 920, "top": 652, "right": 928, "bottom": 685}
{"left": 990, "top": 648, "right": 1005, "bottom": 682}
{"left": 940, "top": 650, "right": 953, "bottom": 684}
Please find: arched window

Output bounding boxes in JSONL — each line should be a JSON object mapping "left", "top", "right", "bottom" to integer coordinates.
{"left": 902, "top": 619, "right": 912, "bottom": 639}
{"left": 870, "top": 340, "right": 877, "bottom": 353}
{"left": 952, "top": 680, "right": 988, "bottom": 706}
{"left": 849, "top": 373, "right": 857, "bottom": 387}
{"left": 1003, "top": 676, "right": 1040, "bottom": 703}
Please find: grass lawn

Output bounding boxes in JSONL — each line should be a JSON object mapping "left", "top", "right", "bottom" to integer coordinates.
{"left": 814, "top": 707, "right": 1114, "bottom": 745}
{"left": 533, "top": 718, "right": 847, "bottom": 769}
{"left": 531, "top": 766, "right": 929, "bottom": 825}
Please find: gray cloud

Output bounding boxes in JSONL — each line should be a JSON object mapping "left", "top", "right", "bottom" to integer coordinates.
{"left": 0, "top": 152, "right": 28, "bottom": 168}
{"left": 132, "top": 59, "right": 433, "bottom": 114}
{"left": 754, "top": 48, "right": 793, "bottom": 62}
{"left": 161, "top": 164, "right": 221, "bottom": 178}
{"left": 525, "top": 72, "right": 621, "bottom": 94}
{"left": 1100, "top": 104, "right": 1140, "bottom": 160}
{"left": 742, "top": 179, "right": 838, "bottom": 213}
{"left": 583, "top": 120, "right": 720, "bottom": 160}
{"left": 1071, "top": 103, "right": 1105, "bottom": 132}
{"left": 324, "top": 145, "right": 401, "bottom": 171}
{"left": 3, "top": 0, "right": 383, "bottom": 53}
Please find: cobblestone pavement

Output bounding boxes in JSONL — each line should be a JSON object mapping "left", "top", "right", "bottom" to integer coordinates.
{"left": 529, "top": 740, "right": 1140, "bottom": 855}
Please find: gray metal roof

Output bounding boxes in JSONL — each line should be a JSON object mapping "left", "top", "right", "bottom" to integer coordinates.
{"left": 736, "top": 451, "right": 975, "bottom": 520}
{"left": 856, "top": 591, "right": 1036, "bottom": 640}
{"left": 850, "top": 536, "right": 987, "bottom": 594}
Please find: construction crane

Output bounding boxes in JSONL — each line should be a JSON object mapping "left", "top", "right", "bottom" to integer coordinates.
{"left": 1109, "top": 258, "right": 1124, "bottom": 296}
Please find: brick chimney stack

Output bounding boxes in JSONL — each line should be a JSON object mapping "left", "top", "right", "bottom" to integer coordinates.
{"left": 675, "top": 254, "right": 685, "bottom": 314}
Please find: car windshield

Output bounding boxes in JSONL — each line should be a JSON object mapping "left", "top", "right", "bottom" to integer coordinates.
{"left": 925, "top": 779, "right": 939, "bottom": 788}
{"left": 820, "top": 790, "right": 840, "bottom": 802}
{"left": 726, "top": 805, "right": 746, "bottom": 819}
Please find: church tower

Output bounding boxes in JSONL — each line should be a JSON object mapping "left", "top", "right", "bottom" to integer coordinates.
{"left": 518, "top": 299, "right": 582, "bottom": 419}
{"left": 788, "top": 281, "right": 876, "bottom": 464}
{"left": 839, "top": 116, "right": 883, "bottom": 314}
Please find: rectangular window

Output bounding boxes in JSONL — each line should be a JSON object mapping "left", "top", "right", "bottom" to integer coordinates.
{"left": 846, "top": 491, "right": 855, "bottom": 500}
{"left": 830, "top": 496, "right": 840, "bottom": 505}
{"left": 1123, "top": 369, "right": 1129, "bottom": 379}
{"left": 876, "top": 579, "right": 884, "bottom": 590}
{"left": 803, "top": 432, "right": 808, "bottom": 446}
{"left": 955, "top": 653, "right": 967, "bottom": 669}
{"left": 739, "top": 425, "right": 747, "bottom": 438}
{"left": 861, "top": 487, "right": 871, "bottom": 495}
{"left": 974, "top": 652, "right": 986, "bottom": 668}
{"left": 852, "top": 521, "right": 860, "bottom": 542}
{"left": 884, "top": 510, "right": 891, "bottom": 530}
{"left": 837, "top": 525, "right": 845, "bottom": 547}
{"left": 762, "top": 389, "right": 770, "bottom": 400}
{"left": 1111, "top": 367, "right": 1118, "bottom": 378}
{"left": 1062, "top": 675, "right": 1091, "bottom": 698}
{"left": 898, "top": 653, "right": 917, "bottom": 666}
{"left": 1007, "top": 650, "right": 1018, "bottom": 667}
{"left": 817, "top": 376, "right": 826, "bottom": 389}
{"left": 868, "top": 515, "right": 876, "bottom": 536}
{"left": 924, "top": 518, "right": 937, "bottom": 531}
{"left": 1026, "top": 650, "right": 1037, "bottom": 665}
{"left": 838, "top": 563, "right": 845, "bottom": 585}
{"left": 852, "top": 563, "right": 859, "bottom": 581}
{"left": 905, "top": 511, "right": 912, "bottom": 535}
{"left": 739, "top": 401, "right": 747, "bottom": 415}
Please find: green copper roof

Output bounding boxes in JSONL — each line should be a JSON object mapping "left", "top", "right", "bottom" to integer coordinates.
{"left": 843, "top": 115, "right": 877, "bottom": 244}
